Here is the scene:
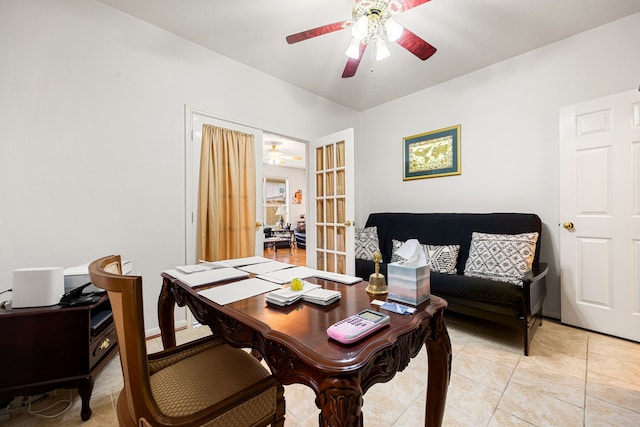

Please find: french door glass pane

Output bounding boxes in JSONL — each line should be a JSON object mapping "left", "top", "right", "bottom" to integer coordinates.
{"left": 326, "top": 199, "right": 335, "bottom": 223}
{"left": 316, "top": 147, "right": 324, "bottom": 171}
{"left": 316, "top": 199, "right": 324, "bottom": 222}
{"left": 317, "top": 252, "right": 325, "bottom": 270}
{"left": 336, "top": 226, "right": 345, "bottom": 252}
{"left": 326, "top": 172, "right": 334, "bottom": 196}
{"left": 336, "top": 197, "right": 345, "bottom": 224}
{"left": 336, "top": 169, "right": 345, "bottom": 195}
{"left": 336, "top": 141, "right": 345, "bottom": 168}
{"left": 325, "top": 145, "right": 334, "bottom": 169}
{"left": 327, "top": 253, "right": 335, "bottom": 273}
{"left": 337, "top": 254, "right": 346, "bottom": 274}
{"left": 326, "top": 226, "right": 335, "bottom": 251}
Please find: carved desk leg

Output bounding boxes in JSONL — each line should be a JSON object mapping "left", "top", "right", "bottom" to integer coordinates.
{"left": 78, "top": 376, "right": 94, "bottom": 421}
{"left": 158, "top": 277, "right": 177, "bottom": 349}
{"left": 424, "top": 310, "right": 452, "bottom": 426}
{"left": 316, "top": 377, "right": 363, "bottom": 427}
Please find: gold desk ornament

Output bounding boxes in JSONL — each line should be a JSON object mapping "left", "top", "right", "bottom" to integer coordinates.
{"left": 366, "top": 251, "right": 388, "bottom": 295}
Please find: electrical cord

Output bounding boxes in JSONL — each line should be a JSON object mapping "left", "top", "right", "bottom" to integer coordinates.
{"left": 0, "top": 289, "right": 11, "bottom": 295}
{"left": 26, "top": 391, "right": 73, "bottom": 419}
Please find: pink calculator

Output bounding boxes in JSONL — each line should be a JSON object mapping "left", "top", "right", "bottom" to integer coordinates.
{"left": 327, "top": 309, "right": 390, "bottom": 344}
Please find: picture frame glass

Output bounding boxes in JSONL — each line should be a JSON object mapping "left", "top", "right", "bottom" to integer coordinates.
{"left": 403, "top": 125, "right": 461, "bottom": 180}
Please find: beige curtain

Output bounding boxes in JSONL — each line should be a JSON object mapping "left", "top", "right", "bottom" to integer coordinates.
{"left": 197, "top": 125, "right": 256, "bottom": 261}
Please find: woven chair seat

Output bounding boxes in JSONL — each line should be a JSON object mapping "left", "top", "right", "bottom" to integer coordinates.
{"left": 149, "top": 339, "right": 275, "bottom": 425}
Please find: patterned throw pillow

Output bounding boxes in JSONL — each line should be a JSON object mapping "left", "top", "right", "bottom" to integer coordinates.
{"left": 390, "top": 239, "right": 460, "bottom": 274}
{"left": 355, "top": 227, "right": 380, "bottom": 261}
{"left": 463, "top": 232, "right": 539, "bottom": 286}
{"left": 426, "top": 245, "right": 460, "bottom": 274}
{"left": 390, "top": 239, "right": 407, "bottom": 263}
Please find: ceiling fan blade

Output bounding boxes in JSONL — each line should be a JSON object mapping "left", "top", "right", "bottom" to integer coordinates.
{"left": 342, "top": 42, "right": 367, "bottom": 78}
{"left": 401, "top": 0, "right": 432, "bottom": 12}
{"left": 396, "top": 28, "right": 437, "bottom": 60}
{"left": 286, "top": 20, "right": 350, "bottom": 44}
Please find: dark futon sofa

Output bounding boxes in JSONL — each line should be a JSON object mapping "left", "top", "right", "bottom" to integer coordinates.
{"left": 356, "top": 213, "right": 548, "bottom": 355}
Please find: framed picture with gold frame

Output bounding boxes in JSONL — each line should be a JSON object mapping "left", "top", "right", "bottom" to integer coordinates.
{"left": 403, "top": 125, "right": 461, "bottom": 180}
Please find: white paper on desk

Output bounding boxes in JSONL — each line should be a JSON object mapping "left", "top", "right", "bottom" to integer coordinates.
{"left": 198, "top": 278, "right": 280, "bottom": 305}
{"left": 175, "top": 264, "right": 214, "bottom": 274}
{"left": 314, "top": 270, "right": 362, "bottom": 285}
{"left": 163, "top": 267, "right": 249, "bottom": 287}
{"left": 208, "top": 256, "right": 272, "bottom": 268}
{"left": 239, "top": 261, "right": 293, "bottom": 275}
{"left": 258, "top": 266, "right": 319, "bottom": 284}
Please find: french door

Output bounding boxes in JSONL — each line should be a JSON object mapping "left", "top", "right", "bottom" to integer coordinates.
{"left": 307, "top": 129, "right": 356, "bottom": 275}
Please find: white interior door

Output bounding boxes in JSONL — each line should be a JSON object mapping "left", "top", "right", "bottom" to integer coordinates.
{"left": 185, "top": 108, "right": 264, "bottom": 264}
{"left": 307, "top": 129, "right": 356, "bottom": 275}
{"left": 559, "top": 89, "right": 640, "bottom": 341}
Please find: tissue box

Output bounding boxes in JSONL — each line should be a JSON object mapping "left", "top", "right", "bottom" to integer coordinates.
{"left": 387, "top": 262, "right": 430, "bottom": 306}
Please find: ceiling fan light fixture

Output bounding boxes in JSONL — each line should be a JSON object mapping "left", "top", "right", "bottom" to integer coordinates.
{"left": 384, "top": 17, "right": 403, "bottom": 42}
{"left": 345, "top": 38, "right": 362, "bottom": 59}
{"left": 351, "top": 15, "right": 369, "bottom": 40}
{"left": 375, "top": 38, "right": 390, "bottom": 61}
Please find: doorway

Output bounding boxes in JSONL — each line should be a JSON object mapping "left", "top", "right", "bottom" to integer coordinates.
{"left": 262, "top": 133, "right": 308, "bottom": 266}
{"left": 185, "top": 107, "right": 308, "bottom": 265}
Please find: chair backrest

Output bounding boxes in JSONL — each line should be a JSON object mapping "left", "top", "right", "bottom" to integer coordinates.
{"left": 89, "top": 255, "right": 153, "bottom": 423}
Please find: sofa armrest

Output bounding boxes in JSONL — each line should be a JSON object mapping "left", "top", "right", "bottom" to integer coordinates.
{"left": 525, "top": 263, "right": 549, "bottom": 282}
{"left": 523, "top": 263, "right": 548, "bottom": 316}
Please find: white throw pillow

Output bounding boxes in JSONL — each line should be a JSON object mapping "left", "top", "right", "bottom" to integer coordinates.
{"left": 355, "top": 227, "right": 380, "bottom": 261}
{"left": 464, "top": 232, "right": 539, "bottom": 286}
{"left": 426, "top": 244, "right": 460, "bottom": 275}
{"left": 390, "top": 239, "right": 460, "bottom": 274}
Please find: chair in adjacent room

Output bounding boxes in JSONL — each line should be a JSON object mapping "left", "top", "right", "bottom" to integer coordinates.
{"left": 88, "top": 255, "right": 285, "bottom": 427}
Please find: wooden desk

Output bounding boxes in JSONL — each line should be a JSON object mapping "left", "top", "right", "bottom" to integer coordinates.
{"left": 158, "top": 275, "right": 451, "bottom": 426}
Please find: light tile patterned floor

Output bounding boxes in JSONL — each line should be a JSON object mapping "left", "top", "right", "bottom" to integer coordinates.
{"left": 2, "top": 313, "right": 639, "bottom": 426}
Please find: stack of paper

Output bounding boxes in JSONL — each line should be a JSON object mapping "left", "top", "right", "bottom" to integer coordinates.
{"left": 266, "top": 281, "right": 320, "bottom": 306}
{"left": 301, "top": 288, "right": 342, "bottom": 306}
{"left": 265, "top": 282, "right": 341, "bottom": 307}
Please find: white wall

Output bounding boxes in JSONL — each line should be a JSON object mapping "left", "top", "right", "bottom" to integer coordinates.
{"left": 263, "top": 164, "right": 307, "bottom": 226}
{"left": 356, "top": 13, "right": 640, "bottom": 318}
{"left": 0, "top": 0, "right": 356, "bottom": 332}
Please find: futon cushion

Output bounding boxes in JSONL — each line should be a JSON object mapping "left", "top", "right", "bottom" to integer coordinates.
{"left": 464, "top": 232, "right": 538, "bottom": 286}
{"left": 355, "top": 226, "right": 380, "bottom": 261}
{"left": 430, "top": 272, "right": 525, "bottom": 309}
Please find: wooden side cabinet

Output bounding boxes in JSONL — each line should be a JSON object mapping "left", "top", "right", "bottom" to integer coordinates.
{"left": 0, "top": 295, "right": 118, "bottom": 420}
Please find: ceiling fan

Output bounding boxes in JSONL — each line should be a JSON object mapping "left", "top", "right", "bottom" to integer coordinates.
{"left": 286, "top": 0, "right": 437, "bottom": 78}
{"left": 265, "top": 142, "right": 302, "bottom": 165}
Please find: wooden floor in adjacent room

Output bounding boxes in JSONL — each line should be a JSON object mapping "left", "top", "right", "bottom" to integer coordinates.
{"left": 263, "top": 246, "right": 306, "bottom": 266}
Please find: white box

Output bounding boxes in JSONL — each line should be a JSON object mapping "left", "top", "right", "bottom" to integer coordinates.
{"left": 387, "top": 262, "right": 430, "bottom": 306}
{"left": 12, "top": 267, "right": 64, "bottom": 308}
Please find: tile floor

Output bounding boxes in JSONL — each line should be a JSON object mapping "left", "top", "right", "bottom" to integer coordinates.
{"left": 2, "top": 313, "right": 639, "bottom": 426}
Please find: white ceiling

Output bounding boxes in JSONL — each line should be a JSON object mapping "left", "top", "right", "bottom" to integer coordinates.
{"left": 96, "top": 0, "right": 639, "bottom": 168}
{"left": 97, "top": 0, "right": 640, "bottom": 112}
{"left": 263, "top": 133, "right": 306, "bottom": 169}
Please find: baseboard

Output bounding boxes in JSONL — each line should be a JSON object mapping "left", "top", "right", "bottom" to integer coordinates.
{"left": 145, "top": 319, "right": 187, "bottom": 339}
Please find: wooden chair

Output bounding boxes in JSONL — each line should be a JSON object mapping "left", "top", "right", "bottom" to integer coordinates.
{"left": 88, "top": 255, "right": 285, "bottom": 427}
